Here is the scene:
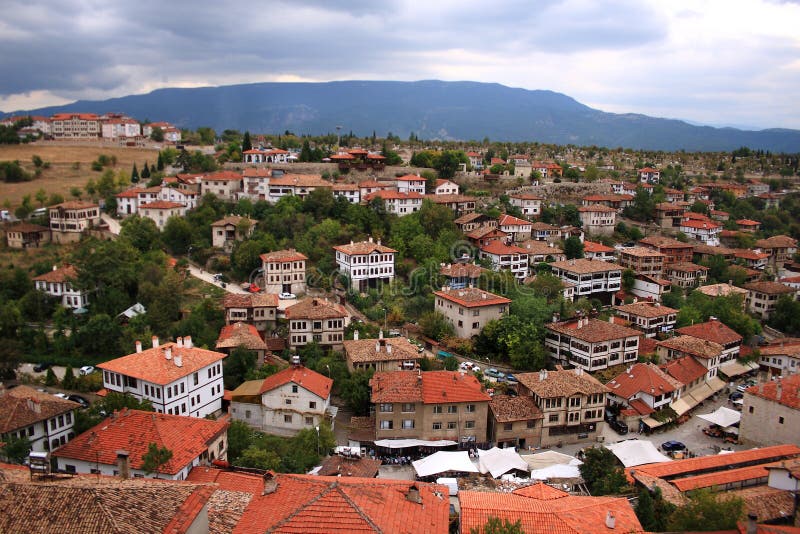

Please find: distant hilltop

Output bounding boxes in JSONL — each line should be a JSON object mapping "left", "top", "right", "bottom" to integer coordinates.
{"left": 3, "top": 80, "right": 800, "bottom": 152}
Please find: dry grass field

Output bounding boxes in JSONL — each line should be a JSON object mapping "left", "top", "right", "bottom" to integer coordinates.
{"left": 0, "top": 142, "right": 160, "bottom": 207}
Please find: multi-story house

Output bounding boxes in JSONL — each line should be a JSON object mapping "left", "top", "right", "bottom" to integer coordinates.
{"left": 743, "top": 281, "right": 798, "bottom": 320}
{"left": 531, "top": 162, "right": 563, "bottom": 180}
{"left": 654, "top": 203, "right": 688, "bottom": 229}
{"left": 100, "top": 118, "right": 141, "bottom": 139}
{"left": 53, "top": 409, "right": 228, "bottom": 480}
{"left": 605, "top": 363, "right": 680, "bottom": 419}
{"left": 488, "top": 395, "right": 543, "bottom": 449}
{"left": 617, "top": 247, "right": 665, "bottom": 278}
{"left": 230, "top": 364, "right": 333, "bottom": 437}
{"left": 334, "top": 238, "right": 396, "bottom": 292}
{"left": 549, "top": 259, "right": 623, "bottom": 299}
{"left": 49, "top": 201, "right": 100, "bottom": 243}
{"left": 638, "top": 235, "right": 694, "bottom": 265}
{"left": 638, "top": 167, "right": 660, "bottom": 183}
{"left": 664, "top": 262, "right": 709, "bottom": 288}
{"left": 680, "top": 219, "right": 721, "bottom": 246}
{"left": 466, "top": 225, "right": 508, "bottom": 248}
{"left": 583, "top": 240, "right": 616, "bottom": 261}
{"left": 516, "top": 366, "right": 608, "bottom": 447}
{"left": 663, "top": 188, "right": 685, "bottom": 203}
{"left": 215, "top": 322, "right": 270, "bottom": 367}
{"left": 530, "top": 222, "right": 562, "bottom": 242}
{"left": 613, "top": 301, "right": 678, "bottom": 338}
{"left": 395, "top": 174, "right": 426, "bottom": 194}
{"left": 521, "top": 240, "right": 566, "bottom": 264}
{"left": 433, "top": 287, "right": 511, "bottom": 339}
{"left": 0, "top": 385, "right": 80, "bottom": 453}
{"left": 434, "top": 179, "right": 459, "bottom": 195}
{"left": 222, "top": 293, "right": 279, "bottom": 333}
{"left": 746, "top": 179, "right": 771, "bottom": 197}
{"left": 631, "top": 274, "right": 672, "bottom": 302}
{"left": 696, "top": 283, "right": 748, "bottom": 303}
{"left": 581, "top": 194, "right": 633, "bottom": 212}
{"left": 242, "top": 147, "right": 291, "bottom": 164}
{"left": 439, "top": 263, "right": 484, "bottom": 289}
{"left": 498, "top": 214, "right": 533, "bottom": 242}
{"left": 33, "top": 264, "right": 87, "bottom": 309}
{"left": 466, "top": 151, "right": 483, "bottom": 170}
{"left": 158, "top": 185, "right": 198, "bottom": 209}
{"left": 659, "top": 355, "right": 716, "bottom": 416}
{"left": 139, "top": 201, "right": 186, "bottom": 229}
{"left": 200, "top": 170, "right": 243, "bottom": 201}
{"left": 143, "top": 121, "right": 181, "bottom": 142}
{"left": 739, "top": 375, "right": 800, "bottom": 447}
{"left": 364, "top": 190, "right": 423, "bottom": 216}
{"left": 578, "top": 204, "right": 616, "bottom": 236}
{"left": 331, "top": 183, "right": 360, "bottom": 204}
{"left": 427, "top": 194, "right": 476, "bottom": 218}
{"left": 656, "top": 335, "right": 725, "bottom": 380}
{"left": 285, "top": 298, "right": 349, "bottom": 350}
{"left": 733, "top": 249, "right": 770, "bottom": 270}
{"left": 369, "top": 371, "right": 491, "bottom": 445}
{"left": 454, "top": 212, "right": 497, "bottom": 234}
{"left": 479, "top": 241, "right": 529, "bottom": 281}
{"left": 736, "top": 219, "right": 761, "bottom": 233}
{"left": 5, "top": 222, "right": 49, "bottom": 249}
{"left": 98, "top": 336, "right": 226, "bottom": 418}
{"left": 115, "top": 186, "right": 161, "bottom": 216}
{"left": 239, "top": 167, "right": 273, "bottom": 201}
{"left": 755, "top": 235, "right": 798, "bottom": 269}
{"left": 358, "top": 180, "right": 395, "bottom": 199}
{"left": 50, "top": 113, "right": 101, "bottom": 138}
{"left": 211, "top": 216, "right": 257, "bottom": 250}
{"left": 343, "top": 333, "right": 423, "bottom": 373}
{"left": 758, "top": 339, "right": 800, "bottom": 378}
{"left": 544, "top": 316, "right": 640, "bottom": 371}
{"left": 508, "top": 193, "right": 543, "bottom": 218}
{"left": 260, "top": 248, "right": 308, "bottom": 295}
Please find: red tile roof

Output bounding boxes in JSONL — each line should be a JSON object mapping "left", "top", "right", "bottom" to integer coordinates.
{"left": 222, "top": 293, "right": 279, "bottom": 309}
{"left": 232, "top": 474, "right": 449, "bottom": 534}
{"left": 657, "top": 335, "right": 723, "bottom": 359}
{"left": 676, "top": 319, "right": 743, "bottom": 346}
{"left": 260, "top": 248, "right": 308, "bottom": 263}
{"left": 583, "top": 240, "right": 615, "bottom": 253}
{"left": 550, "top": 259, "right": 623, "bottom": 274}
{"left": 672, "top": 464, "right": 770, "bottom": 492}
{"left": 201, "top": 170, "right": 242, "bottom": 182}
{"left": 578, "top": 203, "right": 617, "bottom": 213}
{"left": 395, "top": 174, "right": 426, "bottom": 182}
{"left": 743, "top": 281, "right": 798, "bottom": 295}
{"left": 681, "top": 219, "right": 721, "bottom": 230}
{"left": 285, "top": 298, "right": 348, "bottom": 320}
{"left": 333, "top": 240, "right": 397, "bottom": 255}
{"left": 0, "top": 385, "right": 80, "bottom": 434}
{"left": 97, "top": 341, "right": 226, "bottom": 385}
{"left": 606, "top": 363, "right": 679, "bottom": 399}
{"left": 364, "top": 190, "right": 423, "bottom": 201}
{"left": 370, "top": 371, "right": 490, "bottom": 404}
{"left": 139, "top": 201, "right": 185, "bottom": 210}
{"left": 258, "top": 365, "right": 332, "bottom": 400}
{"left": 216, "top": 322, "right": 267, "bottom": 351}
{"left": 498, "top": 214, "right": 531, "bottom": 227}
{"left": 545, "top": 318, "right": 641, "bottom": 343}
{"left": 433, "top": 287, "right": 511, "bottom": 308}
{"left": 745, "top": 374, "right": 800, "bottom": 410}
{"left": 479, "top": 240, "right": 528, "bottom": 255}
{"left": 52, "top": 409, "right": 228, "bottom": 475}
{"left": 660, "top": 356, "right": 708, "bottom": 385}
{"left": 32, "top": 264, "right": 77, "bottom": 284}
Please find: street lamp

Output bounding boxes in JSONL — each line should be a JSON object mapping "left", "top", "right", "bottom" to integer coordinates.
{"left": 315, "top": 425, "right": 320, "bottom": 455}
{"left": 325, "top": 364, "right": 331, "bottom": 378}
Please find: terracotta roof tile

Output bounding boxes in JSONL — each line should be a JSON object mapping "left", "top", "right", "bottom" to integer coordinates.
{"left": 216, "top": 322, "right": 267, "bottom": 351}
{"left": 370, "top": 371, "right": 490, "bottom": 404}
{"left": 480, "top": 240, "right": 528, "bottom": 255}
{"left": 211, "top": 215, "right": 256, "bottom": 227}
{"left": 285, "top": 298, "right": 348, "bottom": 320}
{"left": 32, "top": 264, "right": 77, "bottom": 283}
{"left": 676, "top": 319, "right": 743, "bottom": 346}
{"left": 696, "top": 283, "right": 748, "bottom": 298}
{"left": 498, "top": 214, "right": 531, "bottom": 227}
{"left": 545, "top": 318, "right": 641, "bottom": 343}
{"left": 657, "top": 335, "right": 723, "bottom": 359}
{"left": 260, "top": 248, "right": 308, "bottom": 263}
{"left": 516, "top": 367, "right": 608, "bottom": 398}
{"left": 139, "top": 201, "right": 185, "bottom": 210}
{"left": 467, "top": 225, "right": 507, "bottom": 240}
{"left": 582, "top": 240, "right": 615, "bottom": 253}
{"left": 344, "top": 337, "right": 420, "bottom": 364}
{"left": 578, "top": 203, "right": 617, "bottom": 213}
{"left": 270, "top": 174, "right": 331, "bottom": 188}
{"left": 258, "top": 365, "right": 332, "bottom": 399}
{"left": 433, "top": 288, "right": 511, "bottom": 308}
{"left": 489, "top": 394, "right": 542, "bottom": 422}
{"left": 619, "top": 246, "right": 665, "bottom": 258}
{"left": 659, "top": 356, "right": 707, "bottom": 385}
{"left": 316, "top": 456, "right": 382, "bottom": 478}
{"left": 520, "top": 240, "right": 564, "bottom": 255}
{"left": 743, "top": 281, "right": 797, "bottom": 295}
{"left": 222, "top": 293, "right": 279, "bottom": 309}
{"left": 755, "top": 235, "right": 797, "bottom": 249}
{"left": 550, "top": 258, "right": 623, "bottom": 274}
{"left": 639, "top": 236, "right": 693, "bottom": 249}
{"left": 745, "top": 374, "right": 800, "bottom": 410}
{"left": 439, "top": 263, "right": 485, "bottom": 279}
{"left": 671, "top": 464, "right": 769, "bottom": 492}
{"left": 201, "top": 170, "right": 242, "bottom": 182}
{"left": 0, "top": 385, "right": 80, "bottom": 434}
{"left": 364, "top": 190, "right": 423, "bottom": 201}
{"left": 613, "top": 301, "right": 677, "bottom": 318}
{"left": 97, "top": 341, "right": 226, "bottom": 385}
{"left": 665, "top": 262, "right": 708, "bottom": 273}
{"left": 606, "top": 363, "right": 680, "bottom": 399}
{"left": 333, "top": 240, "right": 397, "bottom": 255}
{"left": 52, "top": 409, "right": 228, "bottom": 475}
{"left": 50, "top": 201, "right": 98, "bottom": 210}
{"left": 4, "top": 222, "right": 48, "bottom": 233}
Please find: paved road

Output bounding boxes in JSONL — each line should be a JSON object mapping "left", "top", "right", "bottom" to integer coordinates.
{"left": 100, "top": 213, "right": 121, "bottom": 235}
{"left": 187, "top": 264, "right": 250, "bottom": 294}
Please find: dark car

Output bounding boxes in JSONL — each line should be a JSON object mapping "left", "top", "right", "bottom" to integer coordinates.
{"left": 609, "top": 418, "right": 629, "bottom": 435}
{"left": 661, "top": 440, "right": 686, "bottom": 452}
{"left": 604, "top": 408, "right": 616, "bottom": 423}
{"left": 729, "top": 391, "right": 744, "bottom": 401}
{"left": 33, "top": 362, "right": 52, "bottom": 372}
{"left": 67, "top": 394, "right": 90, "bottom": 408}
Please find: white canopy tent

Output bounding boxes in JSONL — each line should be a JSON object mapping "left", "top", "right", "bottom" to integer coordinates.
{"left": 697, "top": 406, "right": 741, "bottom": 428}
{"left": 607, "top": 439, "right": 672, "bottom": 468}
{"left": 523, "top": 450, "right": 583, "bottom": 480}
{"left": 412, "top": 451, "right": 479, "bottom": 478}
{"left": 374, "top": 439, "right": 457, "bottom": 449}
{"left": 477, "top": 448, "right": 529, "bottom": 478}
{"left": 529, "top": 463, "right": 582, "bottom": 480}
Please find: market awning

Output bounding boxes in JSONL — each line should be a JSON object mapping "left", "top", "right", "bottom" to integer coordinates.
{"left": 642, "top": 417, "right": 666, "bottom": 429}
{"left": 697, "top": 406, "right": 741, "bottom": 428}
{"left": 687, "top": 382, "right": 715, "bottom": 405}
{"left": 719, "top": 360, "right": 754, "bottom": 378}
{"left": 477, "top": 448, "right": 529, "bottom": 478}
{"left": 523, "top": 450, "right": 582, "bottom": 471}
{"left": 374, "top": 439, "right": 457, "bottom": 449}
{"left": 607, "top": 439, "right": 672, "bottom": 467}
{"left": 707, "top": 376, "right": 727, "bottom": 393}
{"left": 670, "top": 397, "right": 694, "bottom": 416}
{"left": 412, "top": 451, "right": 478, "bottom": 478}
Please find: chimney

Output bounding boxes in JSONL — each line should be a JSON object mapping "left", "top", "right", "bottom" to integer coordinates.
{"left": 177, "top": 337, "right": 184, "bottom": 348}
{"left": 746, "top": 514, "right": 757, "bottom": 534}
{"left": 387, "top": 344, "right": 392, "bottom": 354}
{"left": 376, "top": 341, "right": 381, "bottom": 353}
{"left": 353, "top": 330, "right": 359, "bottom": 341}
{"left": 368, "top": 236, "right": 373, "bottom": 243}
{"left": 26, "top": 398, "right": 41, "bottom": 413}
{"left": 609, "top": 315, "right": 615, "bottom": 324}
{"left": 776, "top": 382, "right": 782, "bottom": 401}
{"left": 116, "top": 450, "right": 130, "bottom": 480}
{"left": 184, "top": 336, "right": 193, "bottom": 348}
{"left": 135, "top": 340, "right": 142, "bottom": 353}
{"left": 605, "top": 511, "right": 616, "bottom": 529}
{"left": 379, "top": 329, "right": 384, "bottom": 340}
{"left": 152, "top": 335, "right": 159, "bottom": 348}
{"left": 174, "top": 355, "right": 182, "bottom": 367}
{"left": 52, "top": 265, "right": 57, "bottom": 271}
{"left": 164, "top": 347, "right": 172, "bottom": 360}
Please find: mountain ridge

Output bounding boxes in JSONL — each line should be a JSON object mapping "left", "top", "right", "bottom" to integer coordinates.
{"left": 4, "top": 80, "right": 799, "bottom": 152}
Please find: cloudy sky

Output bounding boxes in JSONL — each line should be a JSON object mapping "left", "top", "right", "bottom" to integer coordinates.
{"left": 1, "top": 0, "right": 799, "bottom": 129}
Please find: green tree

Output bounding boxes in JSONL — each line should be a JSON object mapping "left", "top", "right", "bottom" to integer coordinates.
{"left": 141, "top": 162, "right": 151, "bottom": 180}
{"left": 62, "top": 366, "right": 77, "bottom": 390}
{"left": 227, "top": 420, "right": 254, "bottom": 463}
{"left": 75, "top": 314, "right": 123, "bottom": 359}
{"left": 236, "top": 445, "right": 282, "bottom": 470}
{"left": 150, "top": 126, "right": 164, "bottom": 142}
{"left": 224, "top": 347, "right": 258, "bottom": 390}
{"left": 578, "top": 447, "right": 628, "bottom": 495}
{"left": 156, "top": 151, "right": 164, "bottom": 171}
{"left": 44, "top": 367, "right": 58, "bottom": 387}
{"left": 470, "top": 517, "right": 524, "bottom": 534}
{"left": 35, "top": 188, "right": 47, "bottom": 207}
{"left": 0, "top": 434, "right": 31, "bottom": 464}
{"left": 667, "top": 488, "right": 743, "bottom": 531}
{"left": 162, "top": 216, "right": 194, "bottom": 255}
{"left": 340, "top": 369, "right": 374, "bottom": 416}
{"left": 564, "top": 236, "right": 584, "bottom": 259}
{"left": 419, "top": 311, "right": 455, "bottom": 341}
{"left": 622, "top": 269, "right": 636, "bottom": 291}
{"left": 131, "top": 163, "right": 139, "bottom": 183}
{"left": 768, "top": 295, "right": 800, "bottom": 335}
{"left": 196, "top": 127, "right": 216, "bottom": 145}
{"left": 434, "top": 150, "right": 468, "bottom": 179}
{"left": 242, "top": 131, "right": 252, "bottom": 152}
{"left": 443, "top": 355, "right": 459, "bottom": 370}
{"left": 141, "top": 442, "right": 174, "bottom": 478}
{"left": 120, "top": 215, "right": 162, "bottom": 252}
{"left": 635, "top": 487, "right": 675, "bottom": 532}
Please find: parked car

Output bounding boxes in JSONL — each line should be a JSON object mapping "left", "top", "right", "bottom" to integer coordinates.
{"left": 33, "top": 362, "right": 52, "bottom": 372}
{"left": 79, "top": 365, "right": 95, "bottom": 376}
{"left": 485, "top": 368, "right": 500, "bottom": 378}
{"left": 661, "top": 440, "right": 686, "bottom": 452}
{"left": 604, "top": 408, "right": 616, "bottom": 423}
{"left": 53, "top": 393, "right": 69, "bottom": 399}
{"left": 728, "top": 391, "right": 744, "bottom": 401}
{"left": 279, "top": 292, "right": 297, "bottom": 300}
{"left": 67, "top": 394, "right": 90, "bottom": 408}
{"left": 505, "top": 373, "right": 518, "bottom": 382}
{"left": 471, "top": 365, "right": 481, "bottom": 373}
{"left": 212, "top": 273, "right": 224, "bottom": 282}
{"left": 459, "top": 361, "right": 471, "bottom": 370}
{"left": 609, "top": 418, "right": 629, "bottom": 435}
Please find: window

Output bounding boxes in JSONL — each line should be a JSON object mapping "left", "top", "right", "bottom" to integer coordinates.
{"left": 527, "top": 420, "right": 536, "bottom": 429}
{"left": 447, "top": 422, "right": 457, "bottom": 429}
{"left": 245, "top": 410, "right": 251, "bottom": 418}
{"left": 748, "top": 406, "right": 754, "bottom": 414}
{"left": 380, "top": 420, "right": 393, "bottom": 430}
{"left": 503, "top": 423, "right": 513, "bottom": 431}
{"left": 447, "top": 406, "right": 457, "bottom": 414}
{"left": 306, "top": 417, "right": 314, "bottom": 425}
{"left": 380, "top": 404, "right": 393, "bottom": 413}
{"left": 433, "top": 405, "right": 442, "bottom": 414}
{"left": 548, "top": 414, "right": 559, "bottom": 423}
{"left": 472, "top": 322, "right": 480, "bottom": 329}
{"left": 401, "top": 403, "right": 415, "bottom": 413}
{"left": 284, "top": 415, "right": 293, "bottom": 423}
{"left": 779, "top": 416, "right": 785, "bottom": 424}
{"left": 309, "top": 401, "right": 316, "bottom": 409}
{"left": 285, "top": 399, "right": 292, "bottom": 405}
{"left": 292, "top": 385, "right": 298, "bottom": 393}
{"left": 466, "top": 404, "right": 476, "bottom": 413}
{"left": 193, "top": 373, "right": 199, "bottom": 386}
{"left": 432, "top": 422, "right": 442, "bottom": 430}
{"left": 402, "top": 420, "right": 415, "bottom": 429}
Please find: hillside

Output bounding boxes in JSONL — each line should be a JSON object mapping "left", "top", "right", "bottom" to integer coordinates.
{"left": 6, "top": 80, "right": 800, "bottom": 152}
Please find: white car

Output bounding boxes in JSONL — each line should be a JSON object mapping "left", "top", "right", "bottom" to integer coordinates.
{"left": 53, "top": 393, "right": 69, "bottom": 399}
{"left": 79, "top": 365, "right": 95, "bottom": 376}
{"left": 279, "top": 292, "right": 297, "bottom": 300}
